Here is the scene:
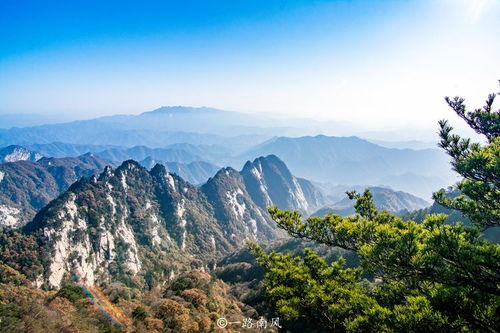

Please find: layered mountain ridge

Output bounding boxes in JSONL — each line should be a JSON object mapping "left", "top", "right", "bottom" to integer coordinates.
{"left": 139, "top": 157, "right": 220, "bottom": 185}
{"left": 21, "top": 155, "right": 324, "bottom": 288}
{"left": 240, "top": 135, "right": 456, "bottom": 199}
{"left": 312, "top": 186, "right": 430, "bottom": 217}
{"left": 1, "top": 128, "right": 453, "bottom": 199}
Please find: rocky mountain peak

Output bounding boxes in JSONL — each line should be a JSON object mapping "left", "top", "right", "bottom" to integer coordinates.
{"left": 6, "top": 155, "right": 326, "bottom": 289}
{"left": 22, "top": 159, "right": 285, "bottom": 288}
{"left": 99, "top": 165, "right": 114, "bottom": 180}
{"left": 240, "top": 154, "right": 324, "bottom": 214}
{"left": 0, "top": 145, "right": 43, "bottom": 163}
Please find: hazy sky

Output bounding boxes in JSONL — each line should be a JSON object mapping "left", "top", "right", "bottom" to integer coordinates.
{"left": 0, "top": 0, "right": 499, "bottom": 130}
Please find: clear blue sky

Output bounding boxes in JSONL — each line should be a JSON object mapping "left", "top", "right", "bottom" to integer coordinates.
{"left": 0, "top": 0, "right": 499, "bottom": 129}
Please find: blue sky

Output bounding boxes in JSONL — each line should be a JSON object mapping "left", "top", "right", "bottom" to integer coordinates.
{"left": 0, "top": 0, "right": 499, "bottom": 130}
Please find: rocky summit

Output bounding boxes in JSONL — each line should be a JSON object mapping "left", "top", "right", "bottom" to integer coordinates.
{"left": 0, "top": 145, "right": 43, "bottom": 163}
{"left": 240, "top": 154, "right": 324, "bottom": 214}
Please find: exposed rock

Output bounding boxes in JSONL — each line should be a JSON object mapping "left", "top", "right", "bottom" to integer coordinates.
{"left": 240, "top": 155, "right": 325, "bottom": 214}
{"left": 24, "top": 161, "right": 282, "bottom": 288}
{"left": 0, "top": 145, "right": 43, "bottom": 163}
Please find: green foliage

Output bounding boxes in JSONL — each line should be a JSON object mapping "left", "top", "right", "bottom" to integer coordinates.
{"left": 434, "top": 83, "right": 500, "bottom": 228}
{"left": 250, "top": 83, "right": 500, "bottom": 332}
{"left": 347, "top": 189, "right": 378, "bottom": 220}
{"left": 55, "top": 283, "right": 86, "bottom": 302}
{"left": 0, "top": 228, "right": 44, "bottom": 281}
{"left": 0, "top": 302, "right": 24, "bottom": 332}
{"left": 132, "top": 305, "right": 149, "bottom": 321}
{"left": 248, "top": 243, "right": 391, "bottom": 331}
{"left": 252, "top": 205, "right": 500, "bottom": 331}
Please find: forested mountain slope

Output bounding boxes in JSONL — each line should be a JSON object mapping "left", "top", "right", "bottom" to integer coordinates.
{"left": 0, "top": 154, "right": 108, "bottom": 227}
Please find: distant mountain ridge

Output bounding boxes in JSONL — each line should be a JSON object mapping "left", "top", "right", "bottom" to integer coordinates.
{"left": 0, "top": 154, "right": 108, "bottom": 227}
{"left": 140, "top": 106, "right": 227, "bottom": 116}
{"left": 25, "top": 143, "right": 228, "bottom": 184}
{"left": 0, "top": 113, "right": 73, "bottom": 129}
{"left": 6, "top": 134, "right": 455, "bottom": 201}
{"left": 26, "top": 142, "right": 120, "bottom": 158}
{"left": 26, "top": 142, "right": 232, "bottom": 165}
{"left": 240, "top": 135, "right": 456, "bottom": 199}
{"left": 96, "top": 146, "right": 206, "bottom": 164}
{"left": 0, "top": 107, "right": 457, "bottom": 200}
{"left": 140, "top": 158, "right": 220, "bottom": 185}
{"left": 0, "top": 106, "right": 279, "bottom": 149}
{"left": 0, "top": 145, "right": 43, "bottom": 163}
{"left": 312, "top": 186, "right": 430, "bottom": 217}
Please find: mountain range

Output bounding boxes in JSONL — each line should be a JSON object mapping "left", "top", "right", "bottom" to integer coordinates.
{"left": 4, "top": 139, "right": 454, "bottom": 200}
{"left": 24, "top": 142, "right": 230, "bottom": 165}
{"left": 0, "top": 107, "right": 277, "bottom": 150}
{"left": 0, "top": 106, "right": 456, "bottom": 201}
{"left": 4, "top": 151, "right": 434, "bottom": 290}
{"left": 21, "top": 154, "right": 327, "bottom": 288}
{"left": 240, "top": 135, "right": 456, "bottom": 199}
{"left": 139, "top": 158, "right": 220, "bottom": 185}
{"left": 0, "top": 106, "right": 438, "bottom": 150}
{"left": 312, "top": 186, "right": 430, "bottom": 217}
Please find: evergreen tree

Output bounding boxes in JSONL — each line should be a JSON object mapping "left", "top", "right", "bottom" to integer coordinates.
{"left": 249, "top": 82, "right": 500, "bottom": 332}
{"left": 434, "top": 83, "right": 499, "bottom": 227}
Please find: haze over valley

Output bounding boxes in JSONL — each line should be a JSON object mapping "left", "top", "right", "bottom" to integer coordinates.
{"left": 0, "top": 106, "right": 457, "bottom": 203}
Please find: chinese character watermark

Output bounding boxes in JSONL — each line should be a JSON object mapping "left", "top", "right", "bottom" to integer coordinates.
{"left": 242, "top": 317, "right": 254, "bottom": 329}
{"left": 271, "top": 317, "right": 282, "bottom": 328}
{"left": 216, "top": 316, "right": 282, "bottom": 330}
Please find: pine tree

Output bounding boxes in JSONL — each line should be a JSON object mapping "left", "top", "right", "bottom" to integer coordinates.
{"left": 434, "top": 82, "right": 500, "bottom": 227}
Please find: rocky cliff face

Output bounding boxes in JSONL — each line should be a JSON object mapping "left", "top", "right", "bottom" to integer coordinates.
{"left": 17, "top": 155, "right": 328, "bottom": 289}
{"left": 23, "top": 160, "right": 283, "bottom": 289}
{"left": 0, "top": 153, "right": 108, "bottom": 227}
{"left": 0, "top": 145, "right": 43, "bottom": 163}
{"left": 240, "top": 155, "right": 324, "bottom": 214}
{"left": 201, "top": 167, "right": 279, "bottom": 243}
